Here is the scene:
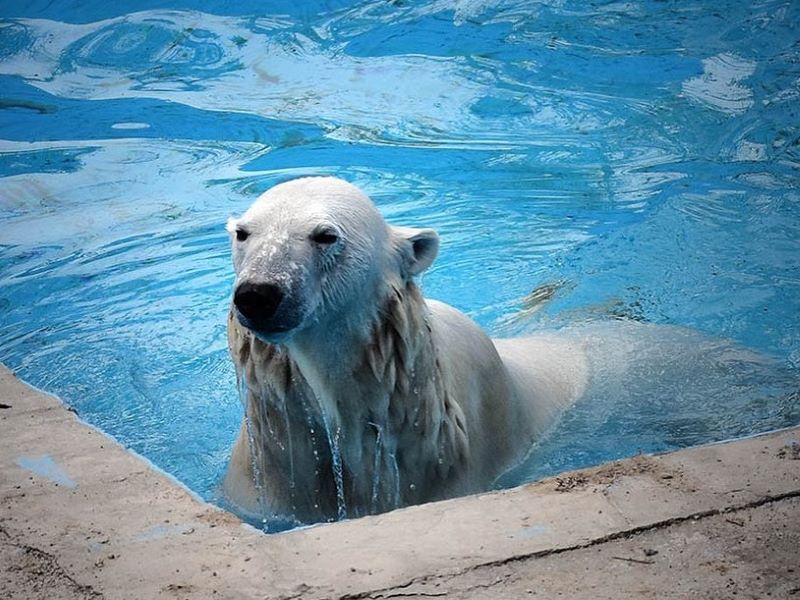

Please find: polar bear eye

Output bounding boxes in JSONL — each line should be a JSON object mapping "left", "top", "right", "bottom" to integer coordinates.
{"left": 235, "top": 228, "right": 250, "bottom": 242}
{"left": 310, "top": 226, "right": 339, "bottom": 246}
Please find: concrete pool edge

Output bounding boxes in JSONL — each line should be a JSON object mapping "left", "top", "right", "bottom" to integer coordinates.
{"left": 1, "top": 364, "right": 798, "bottom": 599}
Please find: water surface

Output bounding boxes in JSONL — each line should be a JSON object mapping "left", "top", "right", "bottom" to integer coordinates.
{"left": 1, "top": 1, "right": 798, "bottom": 529}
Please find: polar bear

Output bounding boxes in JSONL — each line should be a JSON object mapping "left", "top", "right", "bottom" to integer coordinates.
{"left": 222, "top": 176, "right": 590, "bottom": 523}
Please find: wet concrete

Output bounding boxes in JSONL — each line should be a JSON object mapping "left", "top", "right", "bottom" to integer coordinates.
{"left": 1, "top": 364, "right": 798, "bottom": 599}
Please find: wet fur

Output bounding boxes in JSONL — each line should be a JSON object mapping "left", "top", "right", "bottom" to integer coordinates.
{"left": 226, "top": 280, "right": 470, "bottom": 522}
{"left": 222, "top": 177, "right": 588, "bottom": 524}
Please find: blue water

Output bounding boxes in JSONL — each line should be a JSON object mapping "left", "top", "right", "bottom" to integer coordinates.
{"left": 1, "top": 1, "right": 799, "bottom": 526}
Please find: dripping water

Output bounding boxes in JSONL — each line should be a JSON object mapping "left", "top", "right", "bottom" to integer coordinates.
{"left": 282, "top": 398, "right": 295, "bottom": 490}
{"left": 304, "top": 389, "right": 347, "bottom": 520}
{"left": 369, "top": 421, "right": 383, "bottom": 512}
{"left": 304, "top": 392, "right": 347, "bottom": 520}
{"left": 273, "top": 390, "right": 296, "bottom": 513}
{"left": 237, "top": 368, "right": 266, "bottom": 513}
{"left": 303, "top": 393, "right": 347, "bottom": 520}
{"left": 325, "top": 422, "right": 347, "bottom": 520}
{"left": 299, "top": 393, "right": 322, "bottom": 507}
{"left": 388, "top": 449, "right": 401, "bottom": 509}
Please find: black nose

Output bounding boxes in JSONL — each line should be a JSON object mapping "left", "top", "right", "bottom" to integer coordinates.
{"left": 233, "top": 282, "right": 284, "bottom": 324}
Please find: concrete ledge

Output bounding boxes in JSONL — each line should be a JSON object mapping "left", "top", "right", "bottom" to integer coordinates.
{"left": 1, "top": 364, "right": 799, "bottom": 599}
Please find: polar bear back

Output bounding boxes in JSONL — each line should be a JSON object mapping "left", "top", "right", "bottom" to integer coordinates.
{"left": 425, "top": 299, "right": 589, "bottom": 488}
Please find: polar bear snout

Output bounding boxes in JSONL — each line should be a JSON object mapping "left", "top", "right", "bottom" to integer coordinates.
{"left": 233, "top": 281, "right": 289, "bottom": 334}
{"left": 234, "top": 281, "right": 284, "bottom": 323}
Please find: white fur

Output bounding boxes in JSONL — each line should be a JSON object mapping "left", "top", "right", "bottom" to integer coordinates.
{"left": 222, "top": 177, "right": 591, "bottom": 523}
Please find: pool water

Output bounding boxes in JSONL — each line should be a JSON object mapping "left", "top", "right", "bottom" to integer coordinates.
{"left": 1, "top": 1, "right": 799, "bottom": 528}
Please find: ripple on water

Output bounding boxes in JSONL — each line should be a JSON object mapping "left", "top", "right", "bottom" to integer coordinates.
{"left": 60, "top": 16, "right": 239, "bottom": 90}
{"left": 0, "top": 22, "right": 32, "bottom": 60}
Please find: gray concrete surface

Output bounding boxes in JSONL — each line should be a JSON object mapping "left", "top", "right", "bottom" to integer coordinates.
{"left": 1, "top": 364, "right": 798, "bottom": 599}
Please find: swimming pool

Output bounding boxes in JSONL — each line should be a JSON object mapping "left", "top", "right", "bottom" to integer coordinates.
{"left": 1, "top": 1, "right": 798, "bottom": 529}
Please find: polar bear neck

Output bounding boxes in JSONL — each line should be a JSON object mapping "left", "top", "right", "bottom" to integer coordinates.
{"left": 227, "top": 280, "right": 469, "bottom": 519}
{"left": 359, "top": 281, "right": 471, "bottom": 486}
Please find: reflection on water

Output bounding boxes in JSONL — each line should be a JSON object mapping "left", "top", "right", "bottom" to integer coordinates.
{"left": 0, "top": 0, "right": 799, "bottom": 529}
{"left": 682, "top": 53, "right": 757, "bottom": 115}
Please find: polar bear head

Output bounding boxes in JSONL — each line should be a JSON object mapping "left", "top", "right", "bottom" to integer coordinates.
{"left": 227, "top": 177, "right": 439, "bottom": 344}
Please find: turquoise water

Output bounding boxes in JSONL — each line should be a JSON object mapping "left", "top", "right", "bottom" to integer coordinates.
{"left": 1, "top": 1, "right": 799, "bottom": 527}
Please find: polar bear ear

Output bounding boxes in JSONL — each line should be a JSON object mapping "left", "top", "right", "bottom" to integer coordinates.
{"left": 394, "top": 226, "right": 440, "bottom": 277}
{"left": 226, "top": 217, "right": 239, "bottom": 236}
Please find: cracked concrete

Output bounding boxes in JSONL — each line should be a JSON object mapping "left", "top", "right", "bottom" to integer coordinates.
{"left": 346, "top": 495, "right": 800, "bottom": 599}
{"left": 1, "top": 526, "right": 102, "bottom": 599}
{"left": 1, "top": 364, "right": 799, "bottom": 599}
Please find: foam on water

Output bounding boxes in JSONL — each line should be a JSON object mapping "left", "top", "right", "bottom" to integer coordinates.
{"left": 1, "top": 0, "right": 799, "bottom": 531}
